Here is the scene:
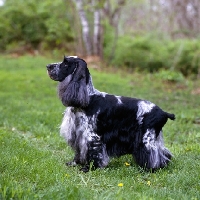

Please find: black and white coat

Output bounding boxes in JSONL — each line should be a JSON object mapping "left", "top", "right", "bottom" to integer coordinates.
{"left": 47, "top": 56, "right": 175, "bottom": 172}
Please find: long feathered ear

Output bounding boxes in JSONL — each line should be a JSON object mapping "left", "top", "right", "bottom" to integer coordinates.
{"left": 58, "top": 59, "right": 90, "bottom": 108}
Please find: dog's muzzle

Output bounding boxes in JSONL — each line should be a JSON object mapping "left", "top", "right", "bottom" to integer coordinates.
{"left": 46, "top": 64, "right": 59, "bottom": 81}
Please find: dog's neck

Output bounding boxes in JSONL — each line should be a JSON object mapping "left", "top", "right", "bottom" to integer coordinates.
{"left": 87, "top": 76, "right": 101, "bottom": 96}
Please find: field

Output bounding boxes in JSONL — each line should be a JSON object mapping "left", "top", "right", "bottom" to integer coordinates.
{"left": 0, "top": 55, "right": 200, "bottom": 199}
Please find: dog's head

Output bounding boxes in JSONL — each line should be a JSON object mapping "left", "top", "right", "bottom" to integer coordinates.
{"left": 47, "top": 56, "right": 88, "bottom": 82}
{"left": 47, "top": 56, "right": 90, "bottom": 107}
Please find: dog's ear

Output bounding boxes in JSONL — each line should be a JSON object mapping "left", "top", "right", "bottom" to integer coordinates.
{"left": 58, "top": 58, "right": 90, "bottom": 108}
{"left": 64, "top": 55, "right": 68, "bottom": 61}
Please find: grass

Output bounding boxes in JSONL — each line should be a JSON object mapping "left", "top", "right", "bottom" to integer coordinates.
{"left": 0, "top": 55, "right": 200, "bottom": 199}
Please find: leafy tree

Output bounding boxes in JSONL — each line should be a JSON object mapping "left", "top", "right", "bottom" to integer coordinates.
{"left": 72, "top": 0, "right": 126, "bottom": 57}
{"left": 0, "top": 0, "right": 74, "bottom": 51}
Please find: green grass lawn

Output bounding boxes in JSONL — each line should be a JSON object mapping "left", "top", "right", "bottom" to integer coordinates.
{"left": 0, "top": 55, "right": 200, "bottom": 200}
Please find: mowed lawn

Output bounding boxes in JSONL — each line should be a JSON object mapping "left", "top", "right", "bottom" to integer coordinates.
{"left": 0, "top": 55, "right": 200, "bottom": 199}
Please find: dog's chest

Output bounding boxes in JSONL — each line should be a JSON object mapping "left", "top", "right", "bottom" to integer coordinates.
{"left": 60, "top": 107, "right": 98, "bottom": 148}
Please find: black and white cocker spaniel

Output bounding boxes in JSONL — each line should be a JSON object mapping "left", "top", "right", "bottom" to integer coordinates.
{"left": 47, "top": 56, "right": 175, "bottom": 172}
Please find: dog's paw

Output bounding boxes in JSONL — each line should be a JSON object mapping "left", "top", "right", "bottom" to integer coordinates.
{"left": 80, "top": 166, "right": 89, "bottom": 173}
{"left": 66, "top": 160, "right": 78, "bottom": 166}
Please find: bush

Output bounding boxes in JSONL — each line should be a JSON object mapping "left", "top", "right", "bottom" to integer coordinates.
{"left": 0, "top": 0, "right": 74, "bottom": 51}
{"left": 104, "top": 35, "right": 200, "bottom": 77}
{"left": 167, "top": 39, "right": 200, "bottom": 76}
{"left": 155, "top": 69, "right": 185, "bottom": 83}
{"left": 105, "top": 35, "right": 169, "bottom": 72}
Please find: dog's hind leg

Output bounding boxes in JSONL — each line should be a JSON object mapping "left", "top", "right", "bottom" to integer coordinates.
{"left": 134, "top": 129, "right": 172, "bottom": 171}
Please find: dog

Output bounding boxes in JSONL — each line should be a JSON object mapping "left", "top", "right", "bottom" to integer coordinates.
{"left": 47, "top": 56, "right": 175, "bottom": 172}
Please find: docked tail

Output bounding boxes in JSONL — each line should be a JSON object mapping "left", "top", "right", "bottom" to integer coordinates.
{"left": 166, "top": 112, "right": 175, "bottom": 120}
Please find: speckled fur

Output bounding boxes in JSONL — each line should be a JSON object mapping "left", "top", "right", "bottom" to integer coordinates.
{"left": 47, "top": 56, "right": 175, "bottom": 172}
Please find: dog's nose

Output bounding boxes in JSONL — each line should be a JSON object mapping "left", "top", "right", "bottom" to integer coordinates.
{"left": 46, "top": 64, "right": 53, "bottom": 70}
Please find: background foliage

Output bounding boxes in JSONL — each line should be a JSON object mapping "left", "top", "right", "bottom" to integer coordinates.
{"left": 0, "top": 0, "right": 200, "bottom": 198}
{"left": 106, "top": 35, "right": 200, "bottom": 76}
{"left": 0, "top": 0, "right": 74, "bottom": 51}
{"left": 0, "top": 0, "right": 200, "bottom": 77}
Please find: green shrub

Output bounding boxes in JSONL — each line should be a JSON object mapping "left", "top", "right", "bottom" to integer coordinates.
{"left": 167, "top": 39, "right": 200, "bottom": 76}
{"left": 106, "top": 35, "right": 169, "bottom": 72}
{"left": 0, "top": 0, "right": 74, "bottom": 51}
{"left": 155, "top": 69, "right": 185, "bottom": 83}
{"left": 104, "top": 35, "right": 200, "bottom": 77}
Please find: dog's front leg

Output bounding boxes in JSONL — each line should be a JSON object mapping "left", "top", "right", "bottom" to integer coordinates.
{"left": 66, "top": 151, "right": 81, "bottom": 167}
{"left": 88, "top": 136, "right": 110, "bottom": 169}
{"left": 80, "top": 135, "right": 109, "bottom": 172}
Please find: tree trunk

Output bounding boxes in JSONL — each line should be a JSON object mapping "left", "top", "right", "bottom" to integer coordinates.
{"left": 75, "top": 0, "right": 92, "bottom": 56}
{"left": 103, "top": 0, "right": 126, "bottom": 62}
{"left": 74, "top": 0, "right": 126, "bottom": 58}
{"left": 93, "top": 6, "right": 101, "bottom": 56}
{"left": 169, "top": 0, "right": 200, "bottom": 38}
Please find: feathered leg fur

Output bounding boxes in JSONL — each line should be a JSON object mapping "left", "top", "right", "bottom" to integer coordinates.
{"left": 134, "top": 129, "right": 172, "bottom": 170}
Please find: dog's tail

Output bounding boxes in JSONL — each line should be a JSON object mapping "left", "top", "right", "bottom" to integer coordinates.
{"left": 166, "top": 112, "right": 175, "bottom": 120}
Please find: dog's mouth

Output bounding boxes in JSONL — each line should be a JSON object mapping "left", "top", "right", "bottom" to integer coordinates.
{"left": 47, "top": 70, "right": 60, "bottom": 81}
{"left": 46, "top": 68, "right": 59, "bottom": 81}
{"left": 46, "top": 64, "right": 60, "bottom": 81}
{"left": 47, "top": 70, "right": 54, "bottom": 79}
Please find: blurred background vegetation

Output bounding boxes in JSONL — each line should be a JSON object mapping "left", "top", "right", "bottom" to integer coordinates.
{"left": 0, "top": 0, "right": 200, "bottom": 78}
